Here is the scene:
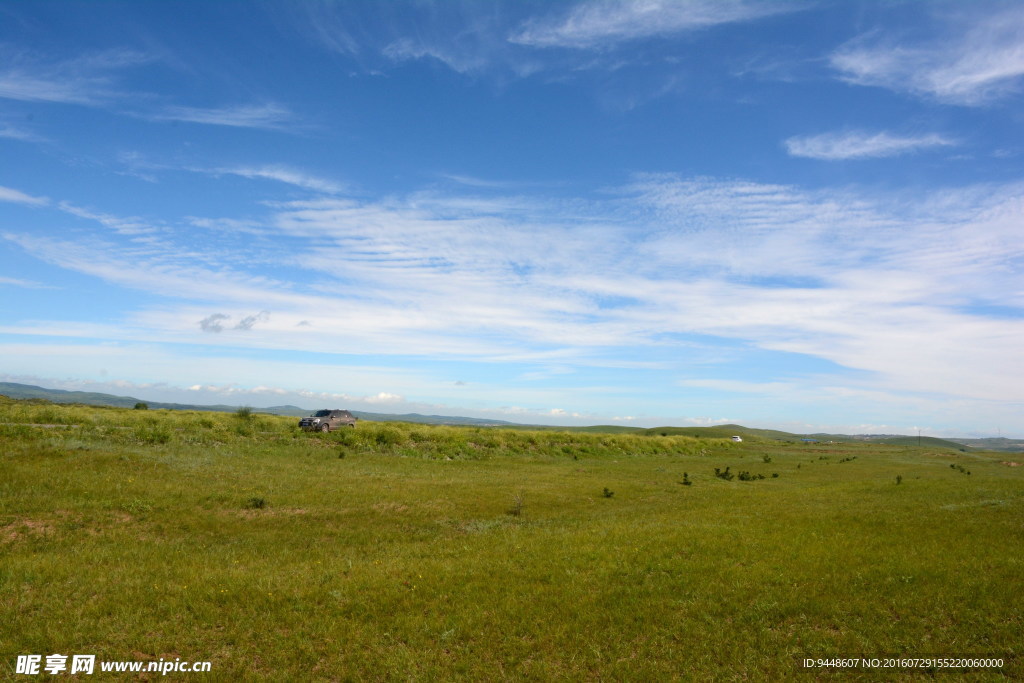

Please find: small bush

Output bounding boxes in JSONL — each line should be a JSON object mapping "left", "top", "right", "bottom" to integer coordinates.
{"left": 245, "top": 496, "right": 267, "bottom": 509}
{"left": 233, "top": 420, "right": 257, "bottom": 437}
{"left": 236, "top": 406, "right": 253, "bottom": 420}
{"left": 133, "top": 402, "right": 148, "bottom": 410}
{"left": 680, "top": 472, "right": 692, "bottom": 486}
{"left": 506, "top": 490, "right": 526, "bottom": 517}
{"left": 374, "top": 427, "right": 404, "bottom": 447}
{"left": 762, "top": 455, "right": 772, "bottom": 463}
{"left": 602, "top": 487, "right": 615, "bottom": 498}
{"left": 133, "top": 424, "right": 172, "bottom": 445}
{"left": 714, "top": 467, "right": 734, "bottom": 481}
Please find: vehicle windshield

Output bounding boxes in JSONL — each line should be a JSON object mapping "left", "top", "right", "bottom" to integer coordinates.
{"left": 313, "top": 410, "right": 331, "bottom": 417}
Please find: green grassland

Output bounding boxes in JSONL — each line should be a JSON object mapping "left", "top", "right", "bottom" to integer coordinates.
{"left": 2, "top": 398, "right": 1021, "bottom": 680}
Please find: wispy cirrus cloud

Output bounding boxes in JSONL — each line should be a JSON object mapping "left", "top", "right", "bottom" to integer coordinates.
{"left": 202, "top": 165, "right": 345, "bottom": 194}
{"left": 0, "top": 185, "right": 48, "bottom": 206}
{"left": 0, "top": 276, "right": 54, "bottom": 289}
{"left": 0, "top": 122, "right": 45, "bottom": 142}
{"left": 0, "top": 47, "right": 295, "bottom": 131}
{"left": 0, "top": 48, "right": 148, "bottom": 105}
{"left": 6, "top": 175, "right": 1024, "bottom": 409}
{"left": 383, "top": 37, "right": 492, "bottom": 75}
{"left": 2, "top": 230, "right": 305, "bottom": 310}
{"left": 785, "top": 130, "right": 955, "bottom": 160}
{"left": 58, "top": 202, "right": 160, "bottom": 235}
{"left": 831, "top": 6, "right": 1024, "bottom": 105}
{"left": 144, "top": 103, "right": 293, "bottom": 130}
{"left": 114, "top": 155, "right": 340, "bottom": 194}
{"left": 294, "top": 0, "right": 791, "bottom": 85}
{"left": 293, "top": 1, "right": 531, "bottom": 77}
{"left": 510, "top": 0, "right": 794, "bottom": 49}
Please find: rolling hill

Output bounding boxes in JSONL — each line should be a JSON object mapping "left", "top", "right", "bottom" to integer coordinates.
{"left": 0, "top": 381, "right": 1018, "bottom": 451}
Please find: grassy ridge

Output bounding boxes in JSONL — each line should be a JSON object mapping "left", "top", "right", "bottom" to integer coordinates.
{"left": 2, "top": 399, "right": 1021, "bottom": 679}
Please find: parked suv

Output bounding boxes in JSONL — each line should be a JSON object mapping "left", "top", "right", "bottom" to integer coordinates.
{"left": 299, "top": 409, "right": 357, "bottom": 432}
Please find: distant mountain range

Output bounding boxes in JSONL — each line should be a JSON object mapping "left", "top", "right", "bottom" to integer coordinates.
{"left": 0, "top": 382, "right": 521, "bottom": 426}
{"left": 1, "top": 381, "right": 1020, "bottom": 452}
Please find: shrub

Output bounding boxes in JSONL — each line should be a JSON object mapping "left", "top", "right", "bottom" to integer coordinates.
{"left": 133, "top": 402, "right": 148, "bottom": 410}
{"left": 245, "top": 497, "right": 267, "bottom": 509}
{"left": 374, "top": 427, "right": 404, "bottom": 448}
{"left": 506, "top": 490, "right": 526, "bottom": 517}
{"left": 714, "top": 466, "right": 734, "bottom": 481}
{"left": 602, "top": 487, "right": 615, "bottom": 498}
{"left": 233, "top": 419, "right": 256, "bottom": 437}
{"left": 236, "top": 406, "right": 253, "bottom": 420}
{"left": 133, "top": 424, "right": 172, "bottom": 445}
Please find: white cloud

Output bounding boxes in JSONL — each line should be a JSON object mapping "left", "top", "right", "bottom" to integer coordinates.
{"left": 383, "top": 38, "right": 488, "bottom": 75}
{"left": 0, "top": 49, "right": 146, "bottom": 105}
{"left": 58, "top": 202, "right": 159, "bottom": 235}
{"left": 364, "top": 392, "right": 405, "bottom": 404}
{"left": 0, "top": 276, "right": 52, "bottom": 289}
{"left": 0, "top": 185, "right": 48, "bottom": 206}
{"left": 146, "top": 103, "right": 293, "bottom": 130}
{"left": 5, "top": 175, "right": 1024, "bottom": 415}
{"left": 785, "top": 130, "right": 955, "bottom": 160}
{"left": 511, "top": 0, "right": 791, "bottom": 49}
{"left": 0, "top": 70, "right": 98, "bottom": 104}
{"left": 831, "top": 7, "right": 1024, "bottom": 105}
{"left": 679, "top": 416, "right": 735, "bottom": 426}
{"left": 0, "top": 47, "right": 296, "bottom": 131}
{"left": 2, "top": 231, "right": 305, "bottom": 309}
{"left": 679, "top": 379, "right": 798, "bottom": 395}
{"left": 0, "top": 123, "right": 44, "bottom": 142}
{"left": 203, "top": 165, "right": 345, "bottom": 194}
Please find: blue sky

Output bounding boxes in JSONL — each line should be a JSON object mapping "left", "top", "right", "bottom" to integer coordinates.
{"left": 1, "top": 1, "right": 1022, "bottom": 435}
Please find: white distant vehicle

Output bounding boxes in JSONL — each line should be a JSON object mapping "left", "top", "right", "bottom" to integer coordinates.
{"left": 731, "top": 435, "right": 743, "bottom": 442}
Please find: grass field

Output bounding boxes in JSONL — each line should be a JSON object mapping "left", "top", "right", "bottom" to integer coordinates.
{"left": 2, "top": 398, "right": 1021, "bottom": 680}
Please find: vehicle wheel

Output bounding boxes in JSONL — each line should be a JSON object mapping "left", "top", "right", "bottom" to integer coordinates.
{"left": 319, "top": 423, "right": 330, "bottom": 432}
